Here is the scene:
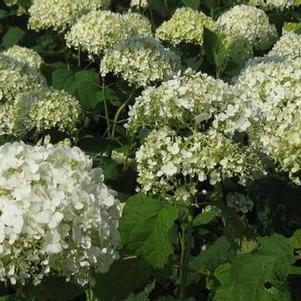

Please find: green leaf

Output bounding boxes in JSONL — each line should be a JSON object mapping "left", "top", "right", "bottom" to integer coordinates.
{"left": 203, "top": 27, "right": 227, "bottom": 76}
{"left": 213, "top": 234, "right": 295, "bottom": 301}
{"left": 291, "top": 229, "right": 301, "bottom": 249}
{"left": 1, "top": 27, "right": 25, "bottom": 48}
{"left": 181, "top": 0, "right": 200, "bottom": 9}
{"left": 120, "top": 195, "right": 178, "bottom": 268}
{"left": 283, "top": 22, "right": 301, "bottom": 34}
{"left": 193, "top": 207, "right": 220, "bottom": 227}
{"left": 0, "top": 10, "right": 8, "bottom": 20}
{"left": 191, "top": 236, "right": 232, "bottom": 272}
{"left": 93, "top": 258, "right": 151, "bottom": 301}
{"left": 52, "top": 68, "right": 102, "bottom": 110}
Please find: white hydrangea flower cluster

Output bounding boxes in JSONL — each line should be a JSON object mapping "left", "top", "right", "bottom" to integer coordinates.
{"left": 217, "top": 5, "right": 277, "bottom": 50}
{"left": 0, "top": 142, "right": 121, "bottom": 286}
{"left": 4, "top": 0, "right": 17, "bottom": 6}
{"left": 136, "top": 128, "right": 263, "bottom": 202}
{"left": 65, "top": 10, "right": 152, "bottom": 55}
{"left": 0, "top": 69, "right": 44, "bottom": 104}
{"left": 235, "top": 57, "right": 301, "bottom": 184}
{"left": 126, "top": 69, "right": 252, "bottom": 134}
{"left": 0, "top": 46, "right": 46, "bottom": 85}
{"left": 3, "top": 46, "right": 44, "bottom": 70}
{"left": 29, "top": 0, "right": 111, "bottom": 32}
{"left": 130, "top": 0, "right": 148, "bottom": 8}
{"left": 100, "top": 36, "right": 180, "bottom": 86}
{"left": 268, "top": 32, "right": 301, "bottom": 60}
{"left": 0, "top": 88, "right": 81, "bottom": 138}
{"left": 156, "top": 7, "right": 217, "bottom": 46}
{"left": 226, "top": 193, "right": 254, "bottom": 214}
{"left": 247, "top": 0, "right": 296, "bottom": 10}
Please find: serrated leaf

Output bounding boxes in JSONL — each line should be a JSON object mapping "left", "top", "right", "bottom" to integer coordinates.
{"left": 193, "top": 207, "right": 220, "bottom": 227}
{"left": 93, "top": 258, "right": 151, "bottom": 301}
{"left": 120, "top": 195, "right": 178, "bottom": 268}
{"left": 1, "top": 27, "right": 25, "bottom": 48}
{"left": 214, "top": 234, "right": 295, "bottom": 301}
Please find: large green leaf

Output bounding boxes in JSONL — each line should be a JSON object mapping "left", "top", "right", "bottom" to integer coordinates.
{"left": 191, "top": 236, "right": 232, "bottom": 273}
{"left": 213, "top": 234, "right": 295, "bottom": 301}
{"left": 1, "top": 27, "right": 25, "bottom": 48}
{"left": 93, "top": 258, "right": 151, "bottom": 301}
{"left": 52, "top": 68, "right": 102, "bottom": 110}
{"left": 203, "top": 27, "right": 227, "bottom": 76}
{"left": 120, "top": 195, "right": 178, "bottom": 268}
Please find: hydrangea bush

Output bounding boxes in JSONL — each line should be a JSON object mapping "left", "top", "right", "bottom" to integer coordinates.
{"left": 1, "top": 0, "right": 301, "bottom": 300}
{"left": 0, "top": 142, "right": 120, "bottom": 286}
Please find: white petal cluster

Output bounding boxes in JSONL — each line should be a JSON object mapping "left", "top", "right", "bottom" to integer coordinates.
{"left": 0, "top": 46, "right": 46, "bottom": 85}
{"left": 0, "top": 142, "right": 121, "bottom": 285}
{"left": 126, "top": 69, "right": 251, "bottom": 134}
{"left": 247, "top": 0, "right": 296, "bottom": 10}
{"left": 226, "top": 193, "right": 254, "bottom": 214}
{"left": 156, "top": 7, "right": 217, "bottom": 46}
{"left": 3, "top": 46, "right": 44, "bottom": 70}
{"left": 100, "top": 36, "right": 180, "bottom": 86}
{"left": 65, "top": 10, "right": 152, "bottom": 55}
{"left": 130, "top": 0, "right": 148, "bottom": 8}
{"left": 217, "top": 5, "right": 277, "bottom": 50}
{"left": 136, "top": 128, "right": 263, "bottom": 202}
{"left": 0, "top": 69, "right": 44, "bottom": 104}
{"left": 268, "top": 32, "right": 301, "bottom": 60}
{"left": 1, "top": 88, "right": 82, "bottom": 139}
{"left": 28, "top": 0, "right": 111, "bottom": 32}
{"left": 235, "top": 57, "right": 301, "bottom": 184}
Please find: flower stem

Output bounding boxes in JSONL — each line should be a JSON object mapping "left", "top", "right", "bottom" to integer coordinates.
{"left": 111, "top": 88, "right": 136, "bottom": 139}
{"left": 102, "top": 77, "right": 111, "bottom": 138}
{"left": 178, "top": 208, "right": 193, "bottom": 301}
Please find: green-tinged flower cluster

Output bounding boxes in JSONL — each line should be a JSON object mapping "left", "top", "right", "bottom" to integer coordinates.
{"left": 0, "top": 47, "right": 81, "bottom": 140}
{"left": 156, "top": 7, "right": 216, "bottom": 46}
{"left": 126, "top": 69, "right": 251, "bottom": 134}
{"left": 136, "top": 128, "right": 263, "bottom": 202}
{"left": 0, "top": 46, "right": 46, "bottom": 84}
{"left": 0, "top": 69, "right": 44, "bottom": 104}
{"left": 100, "top": 36, "right": 180, "bottom": 86}
{"left": 219, "top": 31, "right": 254, "bottom": 65}
{"left": 1, "top": 88, "right": 81, "bottom": 139}
{"left": 3, "top": 45, "right": 44, "bottom": 69}
{"left": 235, "top": 57, "right": 301, "bottom": 184}
{"left": 268, "top": 32, "right": 301, "bottom": 60}
{"left": 28, "top": 0, "right": 111, "bottom": 32}
{"left": 65, "top": 10, "right": 152, "bottom": 55}
{"left": 0, "top": 142, "right": 121, "bottom": 285}
{"left": 217, "top": 5, "right": 277, "bottom": 50}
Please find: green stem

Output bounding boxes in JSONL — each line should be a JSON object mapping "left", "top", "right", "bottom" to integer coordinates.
{"left": 179, "top": 208, "right": 193, "bottom": 301}
{"left": 102, "top": 77, "right": 111, "bottom": 138}
{"left": 111, "top": 88, "right": 136, "bottom": 139}
{"left": 77, "top": 47, "right": 81, "bottom": 67}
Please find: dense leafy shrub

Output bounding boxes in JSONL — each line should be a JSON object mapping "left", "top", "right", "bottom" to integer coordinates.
{"left": 0, "top": 0, "right": 301, "bottom": 300}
